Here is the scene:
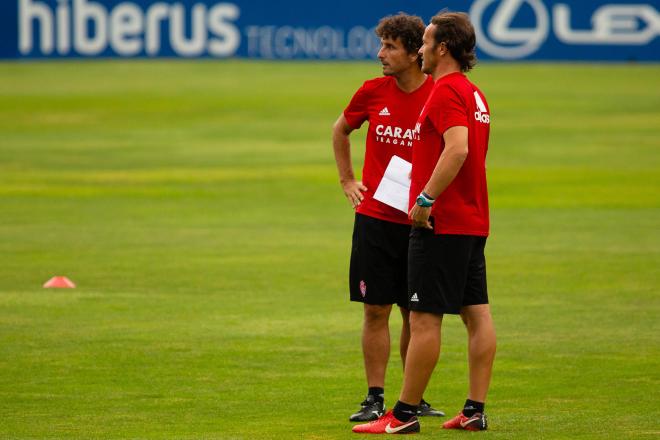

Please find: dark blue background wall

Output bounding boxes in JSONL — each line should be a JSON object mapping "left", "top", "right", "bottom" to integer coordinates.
{"left": 3, "top": 0, "right": 659, "bottom": 60}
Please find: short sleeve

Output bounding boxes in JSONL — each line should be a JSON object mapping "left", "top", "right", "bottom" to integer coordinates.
{"left": 343, "top": 82, "right": 371, "bottom": 129}
{"left": 428, "top": 84, "right": 467, "bottom": 135}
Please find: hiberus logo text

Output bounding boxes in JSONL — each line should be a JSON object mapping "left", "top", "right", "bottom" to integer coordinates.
{"left": 18, "top": 0, "right": 241, "bottom": 56}
{"left": 375, "top": 124, "right": 419, "bottom": 147}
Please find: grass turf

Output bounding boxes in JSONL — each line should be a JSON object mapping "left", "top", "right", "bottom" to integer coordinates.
{"left": 0, "top": 60, "right": 659, "bottom": 439}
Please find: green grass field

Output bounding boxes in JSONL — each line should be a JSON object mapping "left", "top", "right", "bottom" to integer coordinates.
{"left": 0, "top": 60, "right": 659, "bottom": 439}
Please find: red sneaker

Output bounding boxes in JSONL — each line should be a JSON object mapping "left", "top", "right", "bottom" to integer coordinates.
{"left": 442, "top": 412, "right": 488, "bottom": 431}
{"left": 352, "top": 410, "right": 420, "bottom": 434}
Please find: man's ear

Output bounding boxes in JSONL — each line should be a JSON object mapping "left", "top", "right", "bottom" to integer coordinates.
{"left": 437, "top": 42, "right": 448, "bottom": 57}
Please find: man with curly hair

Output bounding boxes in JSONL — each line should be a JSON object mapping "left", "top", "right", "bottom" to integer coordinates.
{"left": 332, "top": 13, "right": 443, "bottom": 423}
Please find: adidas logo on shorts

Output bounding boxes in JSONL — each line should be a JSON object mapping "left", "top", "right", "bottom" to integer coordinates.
{"left": 410, "top": 293, "right": 419, "bottom": 302}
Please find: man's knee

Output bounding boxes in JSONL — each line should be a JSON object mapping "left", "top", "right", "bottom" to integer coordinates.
{"left": 460, "top": 305, "right": 496, "bottom": 344}
{"left": 364, "top": 304, "right": 392, "bottom": 326}
{"left": 460, "top": 304, "right": 493, "bottom": 327}
{"left": 409, "top": 310, "right": 442, "bottom": 334}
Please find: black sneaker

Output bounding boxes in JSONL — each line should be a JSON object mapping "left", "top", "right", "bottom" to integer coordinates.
{"left": 349, "top": 395, "right": 385, "bottom": 422}
{"left": 417, "top": 399, "right": 445, "bottom": 417}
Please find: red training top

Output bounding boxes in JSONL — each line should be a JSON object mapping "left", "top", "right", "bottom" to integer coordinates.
{"left": 344, "top": 75, "right": 434, "bottom": 224}
{"left": 410, "top": 72, "right": 491, "bottom": 236}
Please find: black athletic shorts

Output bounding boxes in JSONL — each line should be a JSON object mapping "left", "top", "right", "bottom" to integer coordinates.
{"left": 349, "top": 213, "right": 410, "bottom": 308}
{"left": 407, "top": 226, "right": 488, "bottom": 315}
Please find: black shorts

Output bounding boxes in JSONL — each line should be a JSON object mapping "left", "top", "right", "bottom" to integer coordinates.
{"left": 407, "top": 227, "right": 488, "bottom": 315}
{"left": 349, "top": 213, "right": 410, "bottom": 308}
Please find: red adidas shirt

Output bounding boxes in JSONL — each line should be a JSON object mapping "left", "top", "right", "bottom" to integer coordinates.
{"left": 410, "top": 72, "right": 490, "bottom": 236}
{"left": 344, "top": 75, "right": 434, "bottom": 224}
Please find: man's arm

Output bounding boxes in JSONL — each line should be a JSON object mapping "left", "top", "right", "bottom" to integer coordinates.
{"left": 409, "top": 126, "right": 469, "bottom": 228}
{"left": 332, "top": 114, "right": 368, "bottom": 209}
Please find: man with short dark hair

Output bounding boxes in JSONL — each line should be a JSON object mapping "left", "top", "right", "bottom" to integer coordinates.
{"left": 353, "top": 12, "right": 496, "bottom": 434}
{"left": 332, "top": 13, "right": 443, "bottom": 423}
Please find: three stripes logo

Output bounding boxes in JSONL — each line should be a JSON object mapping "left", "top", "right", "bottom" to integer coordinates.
{"left": 474, "top": 91, "right": 490, "bottom": 124}
{"left": 379, "top": 107, "right": 391, "bottom": 116}
{"left": 410, "top": 293, "right": 419, "bottom": 302}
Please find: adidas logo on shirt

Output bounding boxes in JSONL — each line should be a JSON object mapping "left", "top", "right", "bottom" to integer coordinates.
{"left": 379, "top": 107, "right": 391, "bottom": 116}
{"left": 473, "top": 91, "right": 490, "bottom": 124}
{"left": 410, "top": 293, "right": 419, "bottom": 302}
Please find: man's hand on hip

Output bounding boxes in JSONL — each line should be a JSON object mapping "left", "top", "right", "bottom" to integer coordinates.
{"left": 342, "top": 180, "right": 368, "bottom": 209}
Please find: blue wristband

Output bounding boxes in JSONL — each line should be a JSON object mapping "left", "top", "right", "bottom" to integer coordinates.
{"left": 415, "top": 192, "right": 435, "bottom": 207}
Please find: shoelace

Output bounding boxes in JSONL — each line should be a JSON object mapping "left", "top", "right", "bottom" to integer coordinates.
{"left": 360, "top": 397, "right": 377, "bottom": 407}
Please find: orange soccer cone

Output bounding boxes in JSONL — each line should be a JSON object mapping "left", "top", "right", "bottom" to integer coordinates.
{"left": 43, "top": 276, "right": 76, "bottom": 288}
